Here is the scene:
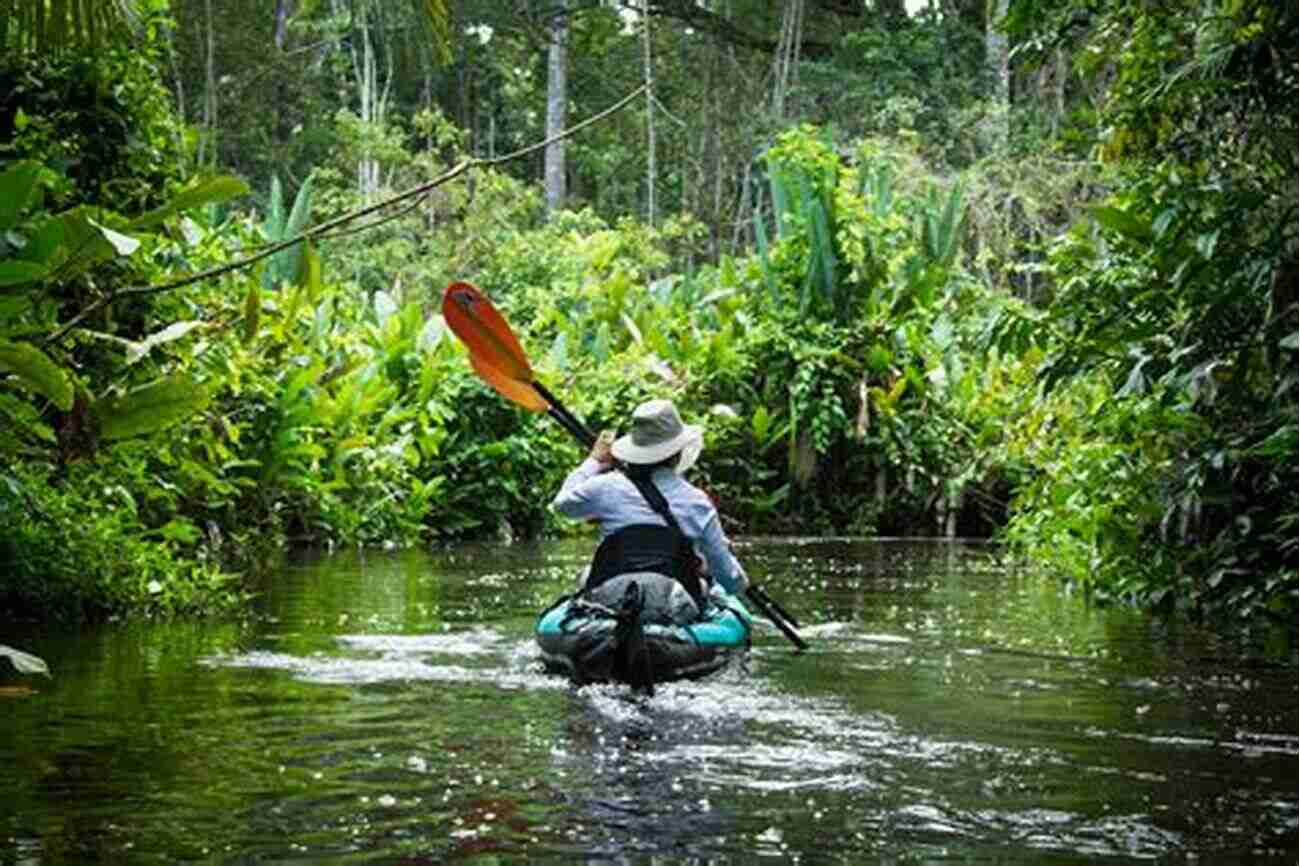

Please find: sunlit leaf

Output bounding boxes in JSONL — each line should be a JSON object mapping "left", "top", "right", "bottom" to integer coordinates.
{"left": 88, "top": 219, "right": 140, "bottom": 257}
{"left": 126, "top": 321, "right": 207, "bottom": 366}
{"left": 129, "top": 175, "right": 250, "bottom": 230}
{"left": 0, "top": 644, "right": 50, "bottom": 677}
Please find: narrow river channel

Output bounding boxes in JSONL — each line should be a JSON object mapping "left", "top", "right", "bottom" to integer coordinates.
{"left": 3, "top": 539, "right": 1296, "bottom": 864}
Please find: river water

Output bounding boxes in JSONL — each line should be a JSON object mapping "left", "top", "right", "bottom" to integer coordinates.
{"left": 2, "top": 538, "right": 1296, "bottom": 865}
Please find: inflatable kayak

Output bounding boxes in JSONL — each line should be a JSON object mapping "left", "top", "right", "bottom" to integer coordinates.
{"left": 535, "top": 572, "right": 753, "bottom": 689}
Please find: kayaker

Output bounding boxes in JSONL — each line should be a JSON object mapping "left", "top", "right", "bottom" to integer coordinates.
{"left": 551, "top": 399, "right": 749, "bottom": 617}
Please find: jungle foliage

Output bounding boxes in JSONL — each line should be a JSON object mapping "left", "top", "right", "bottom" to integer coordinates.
{"left": 0, "top": 0, "right": 1294, "bottom": 629}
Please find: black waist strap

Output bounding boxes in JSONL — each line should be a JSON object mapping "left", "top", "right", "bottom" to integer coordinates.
{"left": 586, "top": 523, "right": 704, "bottom": 607}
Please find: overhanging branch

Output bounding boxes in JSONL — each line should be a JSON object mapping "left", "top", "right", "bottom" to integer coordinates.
{"left": 43, "top": 84, "right": 649, "bottom": 346}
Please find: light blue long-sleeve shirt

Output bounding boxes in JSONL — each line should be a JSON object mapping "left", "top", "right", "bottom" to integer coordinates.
{"left": 551, "top": 458, "right": 748, "bottom": 595}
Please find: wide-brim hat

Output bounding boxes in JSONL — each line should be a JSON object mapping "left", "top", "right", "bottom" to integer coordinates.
{"left": 611, "top": 399, "right": 702, "bottom": 473}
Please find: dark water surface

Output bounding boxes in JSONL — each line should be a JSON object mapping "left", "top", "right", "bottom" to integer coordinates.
{"left": 2, "top": 539, "right": 1296, "bottom": 865}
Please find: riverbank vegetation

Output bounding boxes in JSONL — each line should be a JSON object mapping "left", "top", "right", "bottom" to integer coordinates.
{"left": 0, "top": 1, "right": 1294, "bottom": 628}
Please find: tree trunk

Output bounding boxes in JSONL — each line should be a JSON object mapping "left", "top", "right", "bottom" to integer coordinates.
{"left": 772, "top": 0, "right": 804, "bottom": 119}
{"left": 274, "top": 0, "right": 297, "bottom": 149}
{"left": 199, "top": 0, "right": 217, "bottom": 167}
{"left": 274, "top": 0, "right": 296, "bottom": 49}
{"left": 986, "top": 0, "right": 1010, "bottom": 145}
{"left": 337, "top": 1, "right": 387, "bottom": 199}
{"left": 544, "top": 1, "right": 569, "bottom": 214}
{"left": 642, "top": 0, "right": 657, "bottom": 227}
{"left": 165, "top": 18, "right": 188, "bottom": 167}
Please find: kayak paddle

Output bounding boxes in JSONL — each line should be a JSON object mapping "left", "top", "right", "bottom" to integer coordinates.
{"left": 441, "top": 280, "right": 808, "bottom": 652}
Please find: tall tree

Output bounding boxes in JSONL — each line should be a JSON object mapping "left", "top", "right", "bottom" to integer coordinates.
{"left": 544, "top": 0, "right": 568, "bottom": 212}
{"left": 640, "top": 0, "right": 656, "bottom": 226}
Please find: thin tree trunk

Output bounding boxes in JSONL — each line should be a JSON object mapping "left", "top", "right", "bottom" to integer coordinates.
{"left": 340, "top": 1, "right": 384, "bottom": 199}
{"left": 641, "top": 0, "right": 656, "bottom": 227}
{"left": 1053, "top": 47, "right": 1067, "bottom": 135}
{"left": 772, "top": 0, "right": 803, "bottom": 118}
{"left": 165, "top": 18, "right": 188, "bottom": 168}
{"left": 274, "top": 0, "right": 297, "bottom": 149}
{"left": 274, "top": 0, "right": 296, "bottom": 49}
{"left": 711, "top": 58, "right": 723, "bottom": 260}
{"left": 544, "top": 1, "right": 568, "bottom": 214}
{"left": 199, "top": 0, "right": 217, "bottom": 167}
{"left": 987, "top": 0, "right": 1010, "bottom": 145}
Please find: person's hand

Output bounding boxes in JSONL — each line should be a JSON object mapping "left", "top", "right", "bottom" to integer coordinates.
{"left": 589, "top": 429, "right": 616, "bottom": 467}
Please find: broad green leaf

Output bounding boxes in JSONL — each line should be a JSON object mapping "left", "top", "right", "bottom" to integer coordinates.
{"left": 265, "top": 175, "right": 314, "bottom": 287}
{"left": 0, "top": 296, "right": 29, "bottom": 324}
{"left": 0, "top": 161, "right": 43, "bottom": 232}
{"left": 129, "top": 175, "right": 251, "bottom": 230}
{"left": 0, "top": 645, "right": 50, "bottom": 677}
{"left": 88, "top": 219, "right": 140, "bottom": 257}
{"left": 17, "top": 217, "right": 64, "bottom": 266}
{"left": 0, "top": 260, "right": 48, "bottom": 287}
{"left": 0, "top": 340, "right": 73, "bottom": 410}
{"left": 1091, "top": 205, "right": 1152, "bottom": 242}
{"left": 94, "top": 377, "right": 210, "bottom": 441}
{"left": 284, "top": 175, "right": 315, "bottom": 239}
{"left": 56, "top": 209, "right": 133, "bottom": 277}
{"left": 266, "top": 175, "right": 286, "bottom": 239}
{"left": 125, "top": 320, "right": 207, "bottom": 366}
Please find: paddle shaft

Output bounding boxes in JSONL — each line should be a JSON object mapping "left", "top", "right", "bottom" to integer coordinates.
{"left": 527, "top": 381, "right": 808, "bottom": 652}
{"left": 533, "top": 382, "right": 595, "bottom": 449}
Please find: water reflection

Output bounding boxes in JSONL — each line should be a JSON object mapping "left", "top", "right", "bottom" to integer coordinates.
{"left": 1, "top": 539, "right": 1295, "bottom": 865}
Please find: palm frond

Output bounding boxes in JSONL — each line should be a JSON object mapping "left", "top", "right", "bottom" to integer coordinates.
{"left": 1, "top": 0, "right": 137, "bottom": 53}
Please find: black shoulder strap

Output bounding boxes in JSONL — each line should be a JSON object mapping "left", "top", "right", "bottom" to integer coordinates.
{"left": 622, "top": 471, "right": 708, "bottom": 604}
{"left": 623, "top": 471, "right": 683, "bottom": 535}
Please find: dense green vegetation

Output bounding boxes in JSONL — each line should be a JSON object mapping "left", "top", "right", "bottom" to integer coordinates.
{"left": 0, "top": 0, "right": 1294, "bottom": 629}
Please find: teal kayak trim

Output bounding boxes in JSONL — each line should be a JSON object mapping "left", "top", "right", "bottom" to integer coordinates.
{"left": 534, "top": 587, "right": 753, "bottom": 685}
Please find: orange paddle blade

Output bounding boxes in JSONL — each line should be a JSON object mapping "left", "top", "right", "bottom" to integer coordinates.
{"left": 469, "top": 352, "right": 549, "bottom": 412}
{"left": 442, "top": 282, "right": 533, "bottom": 381}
